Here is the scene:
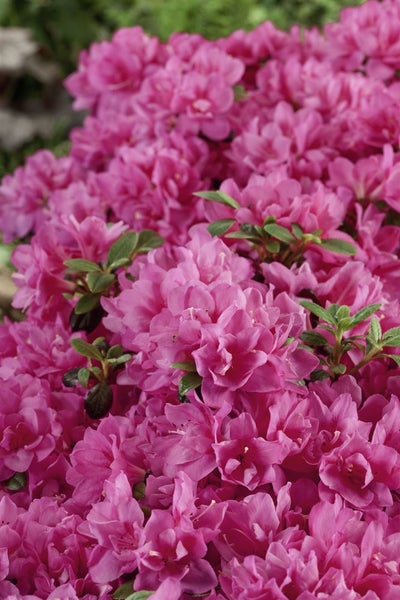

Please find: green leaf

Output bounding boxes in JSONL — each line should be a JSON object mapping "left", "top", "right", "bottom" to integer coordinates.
{"left": 225, "top": 230, "right": 258, "bottom": 240}
{"left": 108, "top": 257, "right": 131, "bottom": 270}
{"left": 93, "top": 337, "right": 108, "bottom": 352}
{"left": 178, "top": 372, "right": 202, "bottom": 398}
{"left": 124, "top": 592, "right": 154, "bottom": 600}
{"left": 383, "top": 337, "right": 400, "bottom": 348}
{"left": 319, "top": 238, "right": 357, "bottom": 255}
{"left": 70, "top": 303, "right": 104, "bottom": 333}
{"left": 331, "top": 363, "right": 347, "bottom": 375}
{"left": 64, "top": 258, "right": 101, "bottom": 272}
{"left": 86, "top": 272, "right": 116, "bottom": 293}
{"left": 326, "top": 304, "right": 340, "bottom": 318}
{"left": 263, "top": 223, "right": 296, "bottom": 244}
{"left": 265, "top": 240, "right": 280, "bottom": 253}
{"left": 107, "top": 232, "right": 139, "bottom": 268}
{"left": 300, "top": 301, "right": 337, "bottom": 325}
{"left": 3, "top": 471, "right": 27, "bottom": 491}
{"left": 107, "top": 345, "right": 124, "bottom": 359}
{"left": 367, "top": 317, "right": 382, "bottom": 345}
{"left": 337, "top": 317, "right": 354, "bottom": 332}
{"left": 382, "top": 327, "right": 400, "bottom": 347}
{"left": 336, "top": 305, "right": 350, "bottom": 320}
{"left": 134, "top": 230, "right": 164, "bottom": 255}
{"left": 171, "top": 361, "right": 197, "bottom": 372}
{"left": 300, "top": 331, "right": 329, "bottom": 346}
{"left": 351, "top": 304, "right": 381, "bottom": 327}
{"left": 225, "top": 223, "right": 261, "bottom": 241}
{"left": 78, "top": 367, "right": 91, "bottom": 387}
{"left": 84, "top": 382, "right": 113, "bottom": 419}
{"left": 207, "top": 219, "right": 236, "bottom": 237}
{"left": 194, "top": 190, "right": 240, "bottom": 209}
{"left": 291, "top": 223, "right": 304, "bottom": 240}
{"left": 62, "top": 367, "right": 80, "bottom": 388}
{"left": 113, "top": 582, "right": 134, "bottom": 600}
{"left": 71, "top": 338, "right": 103, "bottom": 362}
{"left": 74, "top": 293, "right": 101, "bottom": 315}
{"left": 310, "top": 369, "right": 330, "bottom": 381}
{"left": 109, "top": 354, "right": 132, "bottom": 367}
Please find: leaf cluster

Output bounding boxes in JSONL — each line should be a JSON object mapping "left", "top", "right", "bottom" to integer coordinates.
{"left": 300, "top": 301, "right": 400, "bottom": 381}
{"left": 197, "top": 190, "right": 356, "bottom": 267}
{"left": 65, "top": 229, "right": 163, "bottom": 334}
{"left": 63, "top": 337, "right": 131, "bottom": 419}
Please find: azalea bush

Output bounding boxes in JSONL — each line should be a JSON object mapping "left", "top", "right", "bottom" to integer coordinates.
{"left": 3, "top": 0, "right": 400, "bottom": 598}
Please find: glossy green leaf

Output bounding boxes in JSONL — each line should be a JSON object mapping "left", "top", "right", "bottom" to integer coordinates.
{"left": 319, "top": 238, "right": 357, "bottom": 255}
{"left": 64, "top": 258, "right": 101, "bottom": 272}
{"left": 74, "top": 293, "right": 101, "bottom": 315}
{"left": 71, "top": 338, "right": 103, "bottom": 362}
{"left": 194, "top": 190, "right": 240, "bottom": 209}
{"left": 300, "top": 301, "right": 337, "bottom": 325}
{"left": 178, "top": 372, "right": 202, "bottom": 398}
{"left": 263, "top": 223, "right": 296, "bottom": 244}
{"left": 86, "top": 272, "right": 115, "bottom": 293}
{"left": 108, "top": 257, "right": 131, "bottom": 270}
{"left": 84, "top": 381, "right": 113, "bottom": 419}
{"left": 134, "top": 230, "right": 164, "bottom": 255}
{"left": 207, "top": 219, "right": 236, "bottom": 237}
{"left": 69, "top": 303, "right": 104, "bottom": 333}
{"left": 107, "top": 232, "right": 139, "bottom": 268}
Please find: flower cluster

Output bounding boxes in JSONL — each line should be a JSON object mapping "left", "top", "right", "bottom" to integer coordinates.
{"left": 2, "top": 2, "right": 400, "bottom": 598}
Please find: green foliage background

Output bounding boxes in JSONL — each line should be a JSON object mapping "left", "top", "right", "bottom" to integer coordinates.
{"left": 0, "top": 0, "right": 364, "bottom": 178}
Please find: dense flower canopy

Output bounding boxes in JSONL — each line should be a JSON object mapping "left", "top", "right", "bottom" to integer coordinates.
{"left": 2, "top": 1, "right": 400, "bottom": 598}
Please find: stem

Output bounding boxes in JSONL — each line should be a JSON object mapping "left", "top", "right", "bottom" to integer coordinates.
{"left": 349, "top": 349, "right": 380, "bottom": 375}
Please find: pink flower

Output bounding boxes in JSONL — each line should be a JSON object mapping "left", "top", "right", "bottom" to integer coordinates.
{"left": 0, "top": 150, "right": 80, "bottom": 243}
{"left": 136, "top": 472, "right": 225, "bottom": 594}
{"left": 86, "top": 473, "right": 144, "bottom": 583}
{"left": 319, "top": 433, "right": 400, "bottom": 509}
{"left": 213, "top": 413, "right": 284, "bottom": 489}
